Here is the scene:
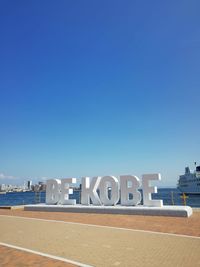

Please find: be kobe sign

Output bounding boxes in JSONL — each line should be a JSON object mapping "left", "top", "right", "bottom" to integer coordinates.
{"left": 46, "top": 173, "right": 163, "bottom": 207}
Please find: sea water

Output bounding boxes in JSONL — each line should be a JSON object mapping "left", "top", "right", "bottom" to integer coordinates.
{"left": 0, "top": 189, "right": 200, "bottom": 207}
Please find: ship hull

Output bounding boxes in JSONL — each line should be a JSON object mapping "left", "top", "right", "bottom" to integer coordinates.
{"left": 178, "top": 184, "right": 200, "bottom": 194}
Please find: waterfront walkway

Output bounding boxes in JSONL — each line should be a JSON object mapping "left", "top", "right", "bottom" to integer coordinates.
{"left": 0, "top": 209, "right": 200, "bottom": 266}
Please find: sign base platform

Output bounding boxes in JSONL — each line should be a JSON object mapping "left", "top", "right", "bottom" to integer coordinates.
{"left": 24, "top": 204, "right": 193, "bottom": 217}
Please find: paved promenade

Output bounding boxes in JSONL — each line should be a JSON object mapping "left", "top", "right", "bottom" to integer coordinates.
{"left": 0, "top": 210, "right": 200, "bottom": 266}
{"left": 0, "top": 245, "right": 76, "bottom": 267}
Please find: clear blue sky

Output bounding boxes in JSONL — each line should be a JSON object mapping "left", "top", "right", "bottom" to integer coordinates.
{"left": 0, "top": 1, "right": 199, "bottom": 186}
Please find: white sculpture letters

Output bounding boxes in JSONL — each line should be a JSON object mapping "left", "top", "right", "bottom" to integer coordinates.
{"left": 99, "top": 176, "right": 119, "bottom": 206}
{"left": 46, "top": 179, "right": 61, "bottom": 204}
{"left": 60, "top": 178, "right": 77, "bottom": 205}
{"left": 142, "top": 174, "right": 163, "bottom": 207}
{"left": 120, "top": 175, "right": 141, "bottom": 206}
{"left": 81, "top": 177, "right": 101, "bottom": 205}
{"left": 46, "top": 173, "right": 163, "bottom": 207}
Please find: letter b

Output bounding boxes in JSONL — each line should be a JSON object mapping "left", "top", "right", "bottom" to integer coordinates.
{"left": 120, "top": 175, "right": 141, "bottom": 206}
{"left": 46, "top": 179, "right": 61, "bottom": 204}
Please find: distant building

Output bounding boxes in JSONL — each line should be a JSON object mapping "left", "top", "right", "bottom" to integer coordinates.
{"left": 32, "top": 182, "right": 46, "bottom": 192}
{"left": 38, "top": 182, "right": 46, "bottom": 191}
{"left": 27, "top": 180, "right": 32, "bottom": 190}
{"left": 0, "top": 184, "right": 6, "bottom": 191}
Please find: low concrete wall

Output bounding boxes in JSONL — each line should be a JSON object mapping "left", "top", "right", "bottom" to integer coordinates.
{"left": 0, "top": 206, "right": 24, "bottom": 210}
{"left": 24, "top": 204, "right": 193, "bottom": 217}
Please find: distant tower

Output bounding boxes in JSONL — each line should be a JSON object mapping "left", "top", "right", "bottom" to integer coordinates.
{"left": 27, "top": 180, "right": 32, "bottom": 190}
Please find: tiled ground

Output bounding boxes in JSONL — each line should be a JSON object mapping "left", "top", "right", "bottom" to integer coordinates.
{"left": 0, "top": 209, "right": 200, "bottom": 236}
{"left": 0, "top": 245, "right": 76, "bottom": 267}
{"left": 0, "top": 211, "right": 200, "bottom": 267}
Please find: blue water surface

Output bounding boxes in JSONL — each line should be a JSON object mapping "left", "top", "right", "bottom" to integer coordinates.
{"left": 0, "top": 189, "right": 200, "bottom": 207}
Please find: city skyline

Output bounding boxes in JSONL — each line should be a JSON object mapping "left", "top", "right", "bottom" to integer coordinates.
{"left": 0, "top": 1, "right": 200, "bottom": 187}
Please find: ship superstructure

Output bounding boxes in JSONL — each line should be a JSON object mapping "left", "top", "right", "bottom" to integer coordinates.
{"left": 177, "top": 164, "right": 200, "bottom": 194}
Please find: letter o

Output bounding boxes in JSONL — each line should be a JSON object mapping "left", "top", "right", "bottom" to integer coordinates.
{"left": 98, "top": 176, "right": 119, "bottom": 206}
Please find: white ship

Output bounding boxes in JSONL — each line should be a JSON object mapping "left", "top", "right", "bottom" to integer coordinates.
{"left": 177, "top": 163, "right": 200, "bottom": 194}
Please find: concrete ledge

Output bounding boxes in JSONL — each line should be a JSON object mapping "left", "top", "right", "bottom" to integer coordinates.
{"left": 24, "top": 204, "right": 193, "bottom": 217}
{"left": 0, "top": 206, "right": 24, "bottom": 210}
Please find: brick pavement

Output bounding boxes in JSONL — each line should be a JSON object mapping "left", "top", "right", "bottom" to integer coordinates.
{"left": 0, "top": 211, "right": 200, "bottom": 267}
